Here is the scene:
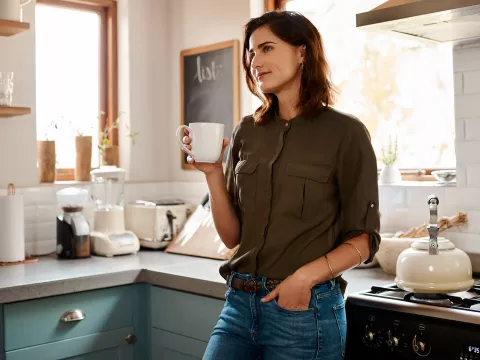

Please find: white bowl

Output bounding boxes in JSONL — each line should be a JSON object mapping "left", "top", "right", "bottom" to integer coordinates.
{"left": 431, "top": 170, "right": 456, "bottom": 184}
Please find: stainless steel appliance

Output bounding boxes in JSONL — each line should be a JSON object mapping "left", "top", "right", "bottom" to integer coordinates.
{"left": 345, "top": 282, "right": 480, "bottom": 359}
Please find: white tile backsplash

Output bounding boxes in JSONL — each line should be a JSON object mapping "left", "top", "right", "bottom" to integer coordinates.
{"left": 453, "top": 44, "right": 480, "bottom": 71}
{"left": 463, "top": 70, "right": 480, "bottom": 94}
{"left": 455, "top": 141, "right": 480, "bottom": 163}
{"left": 454, "top": 94, "right": 480, "bottom": 118}
{"left": 7, "top": 180, "right": 206, "bottom": 256}
{"left": 465, "top": 117, "right": 480, "bottom": 141}
{"left": 467, "top": 164, "right": 480, "bottom": 187}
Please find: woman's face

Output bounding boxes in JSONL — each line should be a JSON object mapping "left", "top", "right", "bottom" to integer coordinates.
{"left": 249, "top": 25, "right": 303, "bottom": 94}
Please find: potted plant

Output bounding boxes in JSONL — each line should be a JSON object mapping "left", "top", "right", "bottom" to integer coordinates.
{"left": 37, "top": 121, "right": 58, "bottom": 183}
{"left": 98, "top": 112, "right": 139, "bottom": 166}
{"left": 378, "top": 134, "right": 402, "bottom": 184}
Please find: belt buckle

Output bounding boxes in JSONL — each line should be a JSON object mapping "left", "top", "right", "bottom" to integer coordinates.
{"left": 245, "top": 279, "right": 258, "bottom": 293}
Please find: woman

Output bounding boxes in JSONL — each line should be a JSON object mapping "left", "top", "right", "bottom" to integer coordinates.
{"left": 182, "top": 10, "right": 381, "bottom": 360}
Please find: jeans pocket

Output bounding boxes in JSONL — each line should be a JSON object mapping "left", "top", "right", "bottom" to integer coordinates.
{"left": 270, "top": 289, "right": 315, "bottom": 314}
{"left": 333, "top": 301, "right": 347, "bottom": 358}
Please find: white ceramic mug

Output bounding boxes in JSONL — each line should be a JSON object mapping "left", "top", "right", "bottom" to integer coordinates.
{"left": 176, "top": 122, "right": 224, "bottom": 163}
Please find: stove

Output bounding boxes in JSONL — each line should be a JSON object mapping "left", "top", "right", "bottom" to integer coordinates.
{"left": 345, "top": 282, "right": 480, "bottom": 359}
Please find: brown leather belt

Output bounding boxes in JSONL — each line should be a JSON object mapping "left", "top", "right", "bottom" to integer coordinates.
{"left": 227, "top": 275, "right": 282, "bottom": 293}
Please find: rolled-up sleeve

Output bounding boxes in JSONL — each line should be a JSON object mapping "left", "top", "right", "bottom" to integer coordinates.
{"left": 336, "top": 119, "right": 381, "bottom": 263}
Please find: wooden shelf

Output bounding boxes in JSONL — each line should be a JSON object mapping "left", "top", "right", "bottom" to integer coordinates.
{"left": 0, "top": 19, "right": 30, "bottom": 37}
{"left": 0, "top": 106, "right": 31, "bottom": 117}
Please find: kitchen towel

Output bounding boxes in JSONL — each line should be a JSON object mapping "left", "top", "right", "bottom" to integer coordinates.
{"left": 0, "top": 189, "right": 25, "bottom": 262}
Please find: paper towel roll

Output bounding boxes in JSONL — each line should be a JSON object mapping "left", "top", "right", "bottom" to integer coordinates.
{"left": 0, "top": 193, "right": 25, "bottom": 262}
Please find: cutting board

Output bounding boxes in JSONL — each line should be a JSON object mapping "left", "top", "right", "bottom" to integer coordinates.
{"left": 165, "top": 203, "right": 238, "bottom": 260}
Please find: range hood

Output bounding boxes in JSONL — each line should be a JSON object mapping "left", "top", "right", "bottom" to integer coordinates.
{"left": 356, "top": 0, "right": 480, "bottom": 42}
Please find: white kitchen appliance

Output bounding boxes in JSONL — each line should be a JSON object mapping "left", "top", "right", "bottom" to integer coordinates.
{"left": 395, "top": 194, "right": 474, "bottom": 294}
{"left": 89, "top": 166, "right": 139, "bottom": 257}
{"left": 125, "top": 199, "right": 195, "bottom": 249}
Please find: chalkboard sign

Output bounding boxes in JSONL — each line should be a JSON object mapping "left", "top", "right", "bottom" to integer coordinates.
{"left": 180, "top": 39, "right": 240, "bottom": 170}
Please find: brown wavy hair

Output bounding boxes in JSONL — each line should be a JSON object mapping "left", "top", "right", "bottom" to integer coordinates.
{"left": 243, "top": 11, "right": 336, "bottom": 124}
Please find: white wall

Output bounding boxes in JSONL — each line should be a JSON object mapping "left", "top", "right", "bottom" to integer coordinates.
{"left": 118, "top": 0, "right": 171, "bottom": 182}
{"left": 0, "top": 2, "right": 37, "bottom": 187}
{"left": 167, "top": 0, "right": 252, "bottom": 182}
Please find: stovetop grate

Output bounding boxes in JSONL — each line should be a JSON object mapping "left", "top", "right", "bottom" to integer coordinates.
{"left": 365, "top": 283, "right": 480, "bottom": 310}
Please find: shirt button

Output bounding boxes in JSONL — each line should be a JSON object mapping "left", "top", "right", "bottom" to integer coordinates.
{"left": 371, "top": 203, "right": 375, "bottom": 208}
{"left": 285, "top": 122, "right": 289, "bottom": 127}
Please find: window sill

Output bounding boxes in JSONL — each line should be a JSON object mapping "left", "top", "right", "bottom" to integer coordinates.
{"left": 378, "top": 180, "right": 456, "bottom": 187}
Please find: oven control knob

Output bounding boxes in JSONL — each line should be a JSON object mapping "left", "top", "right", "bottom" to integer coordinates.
{"left": 412, "top": 334, "right": 431, "bottom": 356}
{"left": 365, "top": 331, "right": 375, "bottom": 342}
{"left": 386, "top": 330, "right": 399, "bottom": 347}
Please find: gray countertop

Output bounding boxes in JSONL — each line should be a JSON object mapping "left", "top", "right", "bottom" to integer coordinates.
{"left": 0, "top": 251, "right": 395, "bottom": 304}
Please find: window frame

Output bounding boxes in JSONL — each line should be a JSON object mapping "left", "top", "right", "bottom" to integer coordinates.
{"left": 36, "top": 0, "right": 118, "bottom": 181}
{"left": 264, "top": 0, "right": 455, "bottom": 182}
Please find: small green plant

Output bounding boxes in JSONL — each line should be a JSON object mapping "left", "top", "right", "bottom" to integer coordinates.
{"left": 381, "top": 134, "right": 398, "bottom": 166}
{"left": 98, "top": 111, "right": 140, "bottom": 154}
{"left": 43, "top": 120, "right": 59, "bottom": 141}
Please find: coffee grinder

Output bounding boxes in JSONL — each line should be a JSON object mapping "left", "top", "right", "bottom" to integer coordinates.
{"left": 56, "top": 187, "right": 91, "bottom": 259}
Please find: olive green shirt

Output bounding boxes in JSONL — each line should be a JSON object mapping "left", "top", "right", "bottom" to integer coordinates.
{"left": 219, "top": 107, "right": 381, "bottom": 291}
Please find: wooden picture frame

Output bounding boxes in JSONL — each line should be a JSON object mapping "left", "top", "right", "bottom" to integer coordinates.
{"left": 180, "top": 39, "right": 241, "bottom": 170}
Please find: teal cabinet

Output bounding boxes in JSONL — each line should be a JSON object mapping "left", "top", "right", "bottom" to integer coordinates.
{"left": 151, "top": 328, "right": 207, "bottom": 360}
{"left": 150, "top": 286, "right": 224, "bottom": 358}
{"left": 1, "top": 283, "right": 225, "bottom": 360}
{"left": 150, "top": 287, "right": 224, "bottom": 342}
{"left": 5, "top": 327, "right": 134, "bottom": 360}
{"left": 4, "top": 286, "right": 135, "bottom": 351}
{"left": 1, "top": 304, "right": 4, "bottom": 360}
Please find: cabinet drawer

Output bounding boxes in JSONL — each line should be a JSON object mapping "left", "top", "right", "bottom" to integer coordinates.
{"left": 5, "top": 326, "right": 134, "bottom": 360}
{"left": 151, "top": 328, "right": 207, "bottom": 359}
{"left": 4, "top": 286, "right": 134, "bottom": 351}
{"left": 151, "top": 287, "right": 224, "bottom": 342}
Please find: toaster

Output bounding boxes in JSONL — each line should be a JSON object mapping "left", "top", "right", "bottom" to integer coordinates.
{"left": 125, "top": 199, "right": 195, "bottom": 249}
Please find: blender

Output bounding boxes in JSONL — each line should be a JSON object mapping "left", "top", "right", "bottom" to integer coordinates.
{"left": 89, "top": 166, "right": 140, "bottom": 257}
{"left": 56, "top": 187, "right": 91, "bottom": 259}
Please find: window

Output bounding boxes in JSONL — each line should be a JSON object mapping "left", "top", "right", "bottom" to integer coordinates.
{"left": 268, "top": 0, "right": 456, "bottom": 180}
{"left": 35, "top": 0, "right": 118, "bottom": 181}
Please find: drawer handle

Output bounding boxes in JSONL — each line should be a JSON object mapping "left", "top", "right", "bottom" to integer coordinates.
{"left": 125, "top": 334, "right": 137, "bottom": 344}
{"left": 60, "top": 309, "right": 86, "bottom": 322}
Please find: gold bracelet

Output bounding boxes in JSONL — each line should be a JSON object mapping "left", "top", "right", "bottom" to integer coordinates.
{"left": 325, "top": 254, "right": 334, "bottom": 280}
{"left": 342, "top": 242, "right": 364, "bottom": 266}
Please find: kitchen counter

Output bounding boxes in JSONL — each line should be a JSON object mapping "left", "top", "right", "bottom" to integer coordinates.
{"left": 0, "top": 251, "right": 395, "bottom": 304}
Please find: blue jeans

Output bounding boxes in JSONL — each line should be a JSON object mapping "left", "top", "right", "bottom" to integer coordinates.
{"left": 203, "top": 272, "right": 346, "bottom": 360}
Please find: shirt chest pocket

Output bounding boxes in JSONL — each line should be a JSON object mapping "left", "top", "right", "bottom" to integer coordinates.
{"left": 285, "top": 162, "right": 335, "bottom": 219}
{"left": 235, "top": 159, "right": 259, "bottom": 211}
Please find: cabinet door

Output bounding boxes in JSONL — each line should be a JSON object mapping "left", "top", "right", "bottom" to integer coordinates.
{"left": 5, "top": 327, "right": 134, "bottom": 360}
{"left": 151, "top": 328, "right": 207, "bottom": 359}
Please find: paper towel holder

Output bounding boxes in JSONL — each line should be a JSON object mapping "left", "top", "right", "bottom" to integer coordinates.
{"left": 7, "top": 183, "right": 15, "bottom": 196}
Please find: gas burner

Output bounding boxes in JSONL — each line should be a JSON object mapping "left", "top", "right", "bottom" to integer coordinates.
{"left": 405, "top": 293, "right": 462, "bottom": 307}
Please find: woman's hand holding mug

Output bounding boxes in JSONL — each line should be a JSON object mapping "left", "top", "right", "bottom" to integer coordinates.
{"left": 176, "top": 122, "right": 228, "bottom": 175}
